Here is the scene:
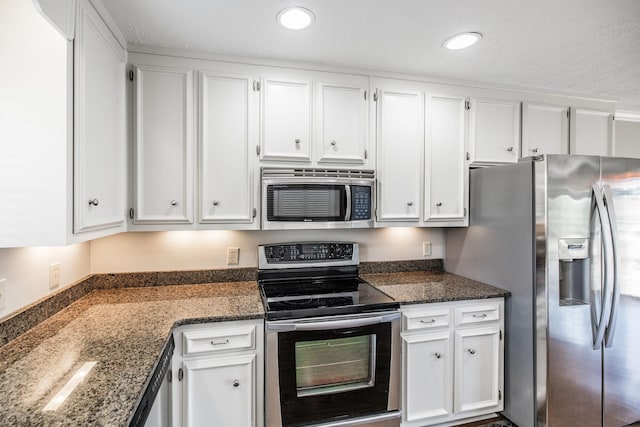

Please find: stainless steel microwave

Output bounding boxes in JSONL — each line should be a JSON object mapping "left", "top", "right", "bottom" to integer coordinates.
{"left": 261, "top": 168, "right": 375, "bottom": 229}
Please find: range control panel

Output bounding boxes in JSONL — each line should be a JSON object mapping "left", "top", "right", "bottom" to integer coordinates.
{"left": 261, "top": 242, "right": 356, "bottom": 264}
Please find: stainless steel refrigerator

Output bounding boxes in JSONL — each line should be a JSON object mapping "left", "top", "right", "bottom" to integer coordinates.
{"left": 446, "top": 155, "right": 640, "bottom": 427}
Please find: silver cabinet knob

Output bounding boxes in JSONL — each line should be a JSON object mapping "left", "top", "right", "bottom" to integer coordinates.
{"left": 233, "top": 379, "right": 240, "bottom": 388}
{"left": 170, "top": 200, "right": 178, "bottom": 206}
{"left": 88, "top": 199, "right": 99, "bottom": 206}
{"left": 507, "top": 146, "right": 514, "bottom": 152}
{"left": 436, "top": 202, "right": 443, "bottom": 207}
{"left": 330, "top": 140, "right": 337, "bottom": 146}
{"left": 467, "top": 348, "right": 476, "bottom": 355}
{"left": 295, "top": 139, "right": 300, "bottom": 145}
{"left": 407, "top": 202, "right": 413, "bottom": 207}
{"left": 434, "top": 352, "right": 442, "bottom": 359}
{"left": 531, "top": 147, "right": 539, "bottom": 154}
{"left": 212, "top": 200, "right": 219, "bottom": 206}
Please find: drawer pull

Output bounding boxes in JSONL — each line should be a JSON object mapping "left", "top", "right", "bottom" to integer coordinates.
{"left": 472, "top": 313, "right": 488, "bottom": 319}
{"left": 467, "top": 348, "right": 476, "bottom": 355}
{"left": 233, "top": 379, "right": 240, "bottom": 388}
{"left": 211, "top": 339, "right": 230, "bottom": 346}
{"left": 434, "top": 352, "right": 442, "bottom": 359}
{"left": 420, "top": 319, "right": 436, "bottom": 324}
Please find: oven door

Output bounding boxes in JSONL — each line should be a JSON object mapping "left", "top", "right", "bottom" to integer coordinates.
{"left": 266, "top": 312, "right": 401, "bottom": 427}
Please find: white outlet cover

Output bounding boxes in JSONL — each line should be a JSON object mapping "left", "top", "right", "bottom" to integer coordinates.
{"left": 0, "top": 278, "right": 6, "bottom": 310}
{"left": 423, "top": 242, "right": 432, "bottom": 257}
{"left": 226, "top": 247, "right": 240, "bottom": 265}
{"left": 49, "top": 263, "right": 61, "bottom": 289}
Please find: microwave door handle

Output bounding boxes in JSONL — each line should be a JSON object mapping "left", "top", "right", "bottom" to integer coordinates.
{"left": 345, "top": 185, "right": 352, "bottom": 221}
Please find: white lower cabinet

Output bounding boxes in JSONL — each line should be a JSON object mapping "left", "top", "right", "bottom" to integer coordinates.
{"left": 401, "top": 299, "right": 504, "bottom": 427}
{"left": 171, "top": 319, "right": 264, "bottom": 427}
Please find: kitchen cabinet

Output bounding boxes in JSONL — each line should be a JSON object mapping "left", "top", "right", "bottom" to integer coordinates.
{"left": 570, "top": 108, "right": 613, "bottom": 156}
{"left": 73, "top": 0, "right": 126, "bottom": 233}
{"left": 171, "top": 319, "right": 264, "bottom": 427}
{"left": 424, "top": 94, "right": 468, "bottom": 225}
{"left": 613, "top": 112, "right": 640, "bottom": 158}
{"left": 132, "top": 64, "right": 194, "bottom": 224}
{"left": 401, "top": 298, "right": 504, "bottom": 427}
{"left": 521, "top": 102, "right": 569, "bottom": 157}
{"left": 374, "top": 82, "right": 423, "bottom": 223}
{"left": 259, "top": 71, "right": 370, "bottom": 166}
{"left": 199, "top": 71, "right": 257, "bottom": 226}
{"left": 468, "top": 98, "right": 521, "bottom": 166}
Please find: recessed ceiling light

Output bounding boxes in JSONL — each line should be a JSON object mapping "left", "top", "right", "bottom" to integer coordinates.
{"left": 277, "top": 7, "right": 315, "bottom": 30}
{"left": 444, "top": 32, "right": 483, "bottom": 50}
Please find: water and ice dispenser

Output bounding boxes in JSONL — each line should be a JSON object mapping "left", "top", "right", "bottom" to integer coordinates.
{"left": 558, "top": 238, "right": 590, "bottom": 305}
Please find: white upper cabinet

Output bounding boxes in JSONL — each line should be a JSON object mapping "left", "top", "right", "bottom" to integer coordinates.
{"left": 613, "top": 113, "right": 640, "bottom": 158}
{"left": 424, "top": 94, "right": 468, "bottom": 225}
{"left": 375, "top": 84, "right": 423, "bottom": 222}
{"left": 570, "top": 108, "right": 613, "bottom": 156}
{"left": 316, "top": 77, "right": 369, "bottom": 164}
{"left": 73, "top": 0, "right": 126, "bottom": 233}
{"left": 259, "top": 76, "right": 312, "bottom": 162}
{"left": 521, "top": 102, "right": 569, "bottom": 157}
{"left": 469, "top": 98, "right": 521, "bottom": 165}
{"left": 133, "top": 65, "right": 194, "bottom": 224}
{"left": 199, "top": 71, "right": 256, "bottom": 226}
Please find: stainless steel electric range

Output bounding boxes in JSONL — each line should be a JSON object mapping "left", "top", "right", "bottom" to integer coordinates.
{"left": 258, "top": 242, "right": 401, "bottom": 427}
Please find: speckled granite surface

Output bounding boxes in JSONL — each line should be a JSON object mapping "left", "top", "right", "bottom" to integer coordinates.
{"left": 0, "top": 281, "right": 263, "bottom": 426}
{"left": 362, "top": 271, "right": 510, "bottom": 304}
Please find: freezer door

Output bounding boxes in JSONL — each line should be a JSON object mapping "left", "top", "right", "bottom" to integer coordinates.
{"left": 545, "top": 155, "right": 603, "bottom": 427}
{"left": 600, "top": 157, "right": 640, "bottom": 427}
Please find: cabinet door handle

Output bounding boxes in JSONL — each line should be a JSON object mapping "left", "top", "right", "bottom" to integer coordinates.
{"left": 330, "top": 140, "right": 337, "bottom": 146}
{"left": 295, "top": 139, "right": 301, "bottom": 145}
{"left": 507, "top": 146, "right": 514, "bottom": 152}
{"left": 407, "top": 202, "right": 413, "bottom": 207}
{"left": 420, "top": 318, "right": 436, "bottom": 324}
{"left": 211, "top": 339, "right": 229, "bottom": 346}
{"left": 531, "top": 147, "right": 539, "bottom": 154}
{"left": 467, "top": 348, "right": 476, "bottom": 355}
{"left": 170, "top": 200, "right": 178, "bottom": 206}
{"left": 434, "top": 352, "right": 443, "bottom": 359}
{"left": 212, "top": 200, "right": 220, "bottom": 206}
{"left": 436, "top": 202, "right": 443, "bottom": 207}
{"left": 88, "top": 199, "right": 99, "bottom": 206}
{"left": 472, "top": 313, "right": 488, "bottom": 319}
{"left": 233, "top": 379, "right": 240, "bottom": 388}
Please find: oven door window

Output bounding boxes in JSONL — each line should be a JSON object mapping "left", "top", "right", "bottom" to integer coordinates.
{"left": 267, "top": 184, "right": 347, "bottom": 221}
{"left": 295, "top": 334, "right": 375, "bottom": 396}
{"left": 278, "top": 323, "right": 392, "bottom": 426}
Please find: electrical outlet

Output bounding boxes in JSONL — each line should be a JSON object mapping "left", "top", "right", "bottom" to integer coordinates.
{"left": 226, "top": 247, "right": 240, "bottom": 265}
{"left": 422, "top": 242, "right": 432, "bottom": 257}
{"left": 0, "top": 278, "right": 6, "bottom": 310}
{"left": 49, "top": 263, "right": 61, "bottom": 289}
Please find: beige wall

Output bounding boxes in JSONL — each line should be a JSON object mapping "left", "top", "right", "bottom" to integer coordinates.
{"left": 90, "top": 228, "right": 445, "bottom": 273}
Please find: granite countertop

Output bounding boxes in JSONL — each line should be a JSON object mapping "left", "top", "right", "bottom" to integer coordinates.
{"left": 0, "top": 281, "right": 263, "bottom": 426}
{"left": 362, "top": 271, "right": 510, "bottom": 304}
{"left": 0, "top": 270, "right": 508, "bottom": 426}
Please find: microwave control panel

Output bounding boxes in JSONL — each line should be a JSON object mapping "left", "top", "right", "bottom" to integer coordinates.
{"left": 262, "top": 242, "right": 355, "bottom": 263}
{"left": 351, "top": 186, "right": 371, "bottom": 220}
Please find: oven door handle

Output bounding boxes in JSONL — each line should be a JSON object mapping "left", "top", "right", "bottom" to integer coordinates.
{"left": 267, "top": 312, "right": 400, "bottom": 332}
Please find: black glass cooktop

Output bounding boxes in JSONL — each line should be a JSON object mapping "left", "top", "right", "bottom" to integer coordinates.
{"left": 259, "top": 278, "right": 398, "bottom": 321}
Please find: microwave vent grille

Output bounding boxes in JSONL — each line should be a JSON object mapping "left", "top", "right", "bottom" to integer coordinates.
{"left": 262, "top": 168, "right": 375, "bottom": 179}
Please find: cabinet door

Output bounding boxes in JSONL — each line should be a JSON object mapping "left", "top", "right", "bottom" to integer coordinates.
{"left": 454, "top": 326, "right": 501, "bottom": 413}
{"left": 316, "top": 79, "right": 368, "bottom": 164}
{"left": 521, "top": 103, "right": 569, "bottom": 157}
{"left": 403, "top": 331, "right": 453, "bottom": 423}
{"left": 73, "top": 0, "right": 126, "bottom": 232}
{"left": 469, "top": 98, "right": 520, "bottom": 165}
{"left": 613, "top": 114, "right": 640, "bottom": 158}
{"left": 570, "top": 108, "right": 613, "bottom": 155}
{"left": 134, "top": 65, "right": 193, "bottom": 224}
{"left": 183, "top": 354, "right": 256, "bottom": 427}
{"left": 425, "top": 94, "right": 467, "bottom": 223}
{"left": 260, "top": 77, "right": 311, "bottom": 162}
{"left": 376, "top": 88, "right": 422, "bottom": 222}
{"left": 199, "top": 72, "right": 255, "bottom": 224}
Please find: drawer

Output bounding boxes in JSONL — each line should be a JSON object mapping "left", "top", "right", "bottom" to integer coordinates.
{"left": 403, "top": 308, "right": 450, "bottom": 332}
{"left": 182, "top": 324, "right": 256, "bottom": 356}
{"left": 454, "top": 302, "right": 500, "bottom": 326}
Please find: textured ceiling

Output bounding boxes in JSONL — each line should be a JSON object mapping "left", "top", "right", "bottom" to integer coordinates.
{"left": 102, "top": 0, "right": 640, "bottom": 109}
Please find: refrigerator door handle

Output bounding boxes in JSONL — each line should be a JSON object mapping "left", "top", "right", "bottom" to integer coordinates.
{"left": 602, "top": 185, "right": 620, "bottom": 348}
{"left": 590, "top": 184, "right": 613, "bottom": 350}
